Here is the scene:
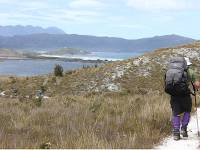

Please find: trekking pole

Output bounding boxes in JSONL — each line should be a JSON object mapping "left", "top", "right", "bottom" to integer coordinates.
{"left": 192, "top": 82, "right": 200, "bottom": 136}
{"left": 194, "top": 90, "right": 200, "bottom": 136}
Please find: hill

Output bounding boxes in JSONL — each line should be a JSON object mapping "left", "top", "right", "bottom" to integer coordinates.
{"left": 0, "top": 48, "right": 24, "bottom": 58}
{"left": 0, "top": 33, "right": 195, "bottom": 52}
{"left": 46, "top": 48, "right": 90, "bottom": 55}
{"left": 0, "top": 41, "right": 200, "bottom": 148}
{"left": 0, "top": 25, "right": 65, "bottom": 36}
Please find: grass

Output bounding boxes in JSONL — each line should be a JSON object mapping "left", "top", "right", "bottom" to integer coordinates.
{"left": 1, "top": 40, "right": 200, "bottom": 148}
{"left": 0, "top": 92, "right": 171, "bottom": 149}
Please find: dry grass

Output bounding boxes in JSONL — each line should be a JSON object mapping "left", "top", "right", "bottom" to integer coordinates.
{"left": 0, "top": 92, "right": 171, "bottom": 149}
{"left": 1, "top": 41, "right": 200, "bottom": 148}
{"left": 0, "top": 63, "right": 173, "bottom": 149}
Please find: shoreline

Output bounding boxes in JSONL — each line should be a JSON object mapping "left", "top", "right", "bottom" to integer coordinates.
{"left": 0, "top": 56, "right": 107, "bottom": 77}
{"left": 0, "top": 56, "right": 29, "bottom": 60}
{"left": 39, "top": 54, "right": 123, "bottom": 61}
{"left": 0, "top": 56, "right": 113, "bottom": 63}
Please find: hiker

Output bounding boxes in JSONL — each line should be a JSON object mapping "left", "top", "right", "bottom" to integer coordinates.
{"left": 165, "top": 57, "right": 200, "bottom": 140}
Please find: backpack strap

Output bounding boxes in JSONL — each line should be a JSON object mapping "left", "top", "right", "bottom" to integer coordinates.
{"left": 191, "top": 81, "right": 195, "bottom": 96}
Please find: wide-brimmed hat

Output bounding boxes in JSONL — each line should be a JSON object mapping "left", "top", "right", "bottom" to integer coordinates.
{"left": 184, "top": 57, "right": 192, "bottom": 66}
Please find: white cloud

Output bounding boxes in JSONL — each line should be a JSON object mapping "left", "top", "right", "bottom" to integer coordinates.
{"left": 52, "top": 9, "right": 105, "bottom": 23}
{"left": 0, "top": 0, "right": 51, "bottom": 12}
{"left": 0, "top": 0, "right": 19, "bottom": 4}
{"left": 21, "top": 1, "right": 49, "bottom": 11}
{"left": 125, "top": 0, "right": 200, "bottom": 11}
{"left": 0, "top": 0, "right": 108, "bottom": 25}
{"left": 69, "top": 0, "right": 105, "bottom": 9}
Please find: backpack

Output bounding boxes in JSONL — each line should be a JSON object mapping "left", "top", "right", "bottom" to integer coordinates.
{"left": 164, "top": 57, "right": 190, "bottom": 96}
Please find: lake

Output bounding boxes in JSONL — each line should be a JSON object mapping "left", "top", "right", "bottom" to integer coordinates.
{"left": 0, "top": 59, "right": 97, "bottom": 76}
{"left": 0, "top": 52, "right": 142, "bottom": 76}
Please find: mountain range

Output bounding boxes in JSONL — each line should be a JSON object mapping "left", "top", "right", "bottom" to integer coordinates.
{"left": 0, "top": 25, "right": 196, "bottom": 53}
{"left": 0, "top": 25, "right": 65, "bottom": 36}
{"left": 0, "top": 31, "right": 199, "bottom": 149}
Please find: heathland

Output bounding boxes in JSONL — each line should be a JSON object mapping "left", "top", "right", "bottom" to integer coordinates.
{"left": 0, "top": 41, "right": 200, "bottom": 148}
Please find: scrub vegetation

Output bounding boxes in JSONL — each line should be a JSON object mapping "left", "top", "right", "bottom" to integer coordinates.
{"left": 0, "top": 41, "right": 200, "bottom": 148}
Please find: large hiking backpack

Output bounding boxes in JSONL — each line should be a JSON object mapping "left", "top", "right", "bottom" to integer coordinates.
{"left": 165, "top": 57, "right": 190, "bottom": 96}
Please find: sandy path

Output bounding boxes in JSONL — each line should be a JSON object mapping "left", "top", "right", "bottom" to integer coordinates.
{"left": 156, "top": 108, "right": 200, "bottom": 150}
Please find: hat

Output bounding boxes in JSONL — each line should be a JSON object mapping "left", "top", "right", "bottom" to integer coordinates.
{"left": 184, "top": 57, "right": 192, "bottom": 66}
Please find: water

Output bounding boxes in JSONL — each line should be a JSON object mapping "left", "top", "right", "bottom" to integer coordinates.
{"left": 91, "top": 52, "right": 141, "bottom": 60}
{"left": 0, "top": 52, "right": 142, "bottom": 76}
{"left": 41, "top": 52, "right": 142, "bottom": 61}
{"left": 0, "top": 59, "right": 96, "bottom": 76}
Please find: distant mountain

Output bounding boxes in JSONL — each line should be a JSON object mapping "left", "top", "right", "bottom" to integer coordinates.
{"left": 0, "top": 25, "right": 65, "bottom": 36}
{"left": 0, "top": 33, "right": 195, "bottom": 52}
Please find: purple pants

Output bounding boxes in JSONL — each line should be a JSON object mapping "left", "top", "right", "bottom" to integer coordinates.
{"left": 172, "top": 112, "right": 190, "bottom": 131}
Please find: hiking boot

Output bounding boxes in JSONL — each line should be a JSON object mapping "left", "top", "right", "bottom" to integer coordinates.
{"left": 181, "top": 127, "right": 188, "bottom": 137}
{"left": 173, "top": 129, "right": 180, "bottom": 140}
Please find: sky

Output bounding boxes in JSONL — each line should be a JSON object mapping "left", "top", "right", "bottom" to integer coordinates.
{"left": 0, "top": 0, "right": 200, "bottom": 39}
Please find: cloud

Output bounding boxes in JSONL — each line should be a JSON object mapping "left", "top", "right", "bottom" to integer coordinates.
{"left": 69, "top": 0, "right": 105, "bottom": 9}
{"left": 21, "top": 1, "right": 49, "bottom": 11}
{"left": 0, "top": 0, "right": 108, "bottom": 24}
{"left": 125, "top": 0, "right": 200, "bottom": 11}
{"left": 52, "top": 9, "right": 106, "bottom": 23}
{"left": 0, "top": 0, "right": 19, "bottom": 4}
{"left": 0, "top": 0, "right": 51, "bottom": 12}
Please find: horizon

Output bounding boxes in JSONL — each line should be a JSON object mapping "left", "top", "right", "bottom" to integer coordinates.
{"left": 0, "top": 25, "right": 197, "bottom": 41}
{"left": 0, "top": 0, "right": 200, "bottom": 39}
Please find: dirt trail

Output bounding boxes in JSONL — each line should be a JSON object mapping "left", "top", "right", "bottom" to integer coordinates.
{"left": 156, "top": 108, "right": 200, "bottom": 149}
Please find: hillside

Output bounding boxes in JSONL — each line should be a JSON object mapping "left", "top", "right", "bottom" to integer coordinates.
{"left": 2, "top": 40, "right": 198, "bottom": 96}
{"left": 0, "top": 25, "right": 65, "bottom": 36}
{"left": 0, "top": 48, "right": 24, "bottom": 58}
{"left": 0, "top": 34, "right": 195, "bottom": 53}
{"left": 46, "top": 48, "right": 90, "bottom": 55}
{"left": 0, "top": 41, "right": 200, "bottom": 148}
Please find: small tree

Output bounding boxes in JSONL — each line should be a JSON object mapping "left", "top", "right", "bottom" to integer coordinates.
{"left": 54, "top": 64, "right": 63, "bottom": 77}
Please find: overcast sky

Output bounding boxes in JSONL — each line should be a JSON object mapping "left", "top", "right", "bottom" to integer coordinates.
{"left": 0, "top": 0, "right": 200, "bottom": 39}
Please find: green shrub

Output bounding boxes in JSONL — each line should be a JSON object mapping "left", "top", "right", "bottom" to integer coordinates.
{"left": 35, "top": 94, "right": 42, "bottom": 107}
{"left": 54, "top": 64, "right": 63, "bottom": 77}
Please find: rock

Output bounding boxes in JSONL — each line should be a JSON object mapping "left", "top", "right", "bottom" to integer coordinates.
{"left": 172, "top": 48, "right": 200, "bottom": 59}
{"left": 106, "top": 83, "right": 120, "bottom": 92}
{"left": 133, "top": 56, "right": 150, "bottom": 66}
{"left": 43, "top": 96, "right": 49, "bottom": 99}
{"left": 0, "top": 91, "right": 5, "bottom": 96}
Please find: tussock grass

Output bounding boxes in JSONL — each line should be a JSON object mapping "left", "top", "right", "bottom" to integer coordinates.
{"left": 0, "top": 92, "right": 171, "bottom": 149}
{"left": 1, "top": 41, "right": 200, "bottom": 148}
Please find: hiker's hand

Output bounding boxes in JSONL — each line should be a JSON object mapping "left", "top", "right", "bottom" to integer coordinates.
{"left": 194, "top": 81, "right": 200, "bottom": 90}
